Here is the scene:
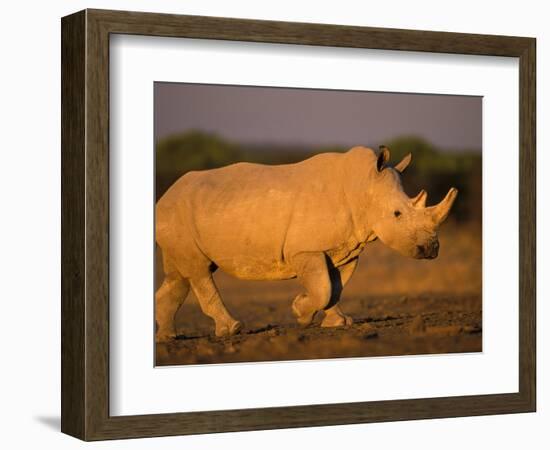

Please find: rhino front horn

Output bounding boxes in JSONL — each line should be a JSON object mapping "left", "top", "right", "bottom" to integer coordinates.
{"left": 431, "top": 188, "right": 458, "bottom": 224}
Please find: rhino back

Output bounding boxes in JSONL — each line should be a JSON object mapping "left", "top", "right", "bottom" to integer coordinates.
{"left": 157, "top": 152, "right": 359, "bottom": 280}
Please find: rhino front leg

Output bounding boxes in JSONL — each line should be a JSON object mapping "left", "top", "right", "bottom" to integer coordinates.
{"left": 321, "top": 258, "right": 358, "bottom": 328}
{"left": 322, "top": 305, "right": 354, "bottom": 327}
{"left": 291, "top": 252, "right": 332, "bottom": 327}
{"left": 189, "top": 273, "right": 242, "bottom": 337}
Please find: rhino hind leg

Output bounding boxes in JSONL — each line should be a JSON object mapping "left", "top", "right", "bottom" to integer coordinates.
{"left": 189, "top": 273, "right": 242, "bottom": 338}
{"left": 291, "top": 252, "right": 332, "bottom": 327}
{"left": 155, "top": 265, "right": 190, "bottom": 343}
{"left": 321, "top": 258, "right": 358, "bottom": 328}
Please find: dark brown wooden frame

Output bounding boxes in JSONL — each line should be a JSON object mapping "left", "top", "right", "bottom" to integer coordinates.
{"left": 61, "top": 8, "right": 536, "bottom": 441}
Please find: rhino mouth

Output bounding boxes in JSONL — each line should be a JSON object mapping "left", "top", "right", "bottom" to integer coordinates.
{"left": 415, "top": 242, "right": 439, "bottom": 259}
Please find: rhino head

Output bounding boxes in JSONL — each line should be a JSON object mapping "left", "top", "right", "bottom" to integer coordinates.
{"left": 368, "top": 146, "right": 458, "bottom": 259}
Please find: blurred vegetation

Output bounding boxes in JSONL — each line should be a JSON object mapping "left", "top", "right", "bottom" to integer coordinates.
{"left": 381, "top": 135, "right": 482, "bottom": 224}
{"left": 156, "top": 131, "right": 481, "bottom": 223}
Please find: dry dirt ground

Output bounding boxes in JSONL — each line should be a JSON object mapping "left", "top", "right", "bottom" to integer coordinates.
{"left": 155, "top": 224, "right": 482, "bottom": 366}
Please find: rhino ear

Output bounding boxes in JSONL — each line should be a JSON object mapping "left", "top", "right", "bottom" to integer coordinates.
{"left": 377, "top": 145, "right": 390, "bottom": 172}
{"left": 394, "top": 153, "right": 412, "bottom": 173}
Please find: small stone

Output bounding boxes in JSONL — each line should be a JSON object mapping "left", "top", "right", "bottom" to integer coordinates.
{"left": 195, "top": 342, "right": 215, "bottom": 356}
{"left": 462, "top": 325, "right": 482, "bottom": 334}
{"left": 225, "top": 343, "right": 237, "bottom": 354}
{"left": 409, "top": 316, "right": 426, "bottom": 334}
{"left": 362, "top": 329, "right": 378, "bottom": 339}
{"left": 425, "top": 325, "right": 462, "bottom": 336}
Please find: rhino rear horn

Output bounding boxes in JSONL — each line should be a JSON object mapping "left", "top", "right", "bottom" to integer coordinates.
{"left": 377, "top": 145, "right": 390, "bottom": 172}
{"left": 394, "top": 153, "right": 412, "bottom": 173}
{"left": 431, "top": 188, "right": 459, "bottom": 224}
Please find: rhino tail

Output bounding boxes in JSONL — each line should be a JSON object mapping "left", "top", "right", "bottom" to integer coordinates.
{"left": 155, "top": 243, "right": 165, "bottom": 290}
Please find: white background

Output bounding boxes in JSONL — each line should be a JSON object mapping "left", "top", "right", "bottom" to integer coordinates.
{"left": 110, "top": 35, "right": 519, "bottom": 415}
{"left": 0, "top": 0, "right": 547, "bottom": 449}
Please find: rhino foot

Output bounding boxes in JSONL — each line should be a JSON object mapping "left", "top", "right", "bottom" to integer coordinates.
{"left": 155, "top": 319, "right": 176, "bottom": 343}
{"left": 156, "top": 330, "right": 175, "bottom": 343}
{"left": 215, "top": 319, "right": 242, "bottom": 338}
{"left": 321, "top": 311, "right": 353, "bottom": 328}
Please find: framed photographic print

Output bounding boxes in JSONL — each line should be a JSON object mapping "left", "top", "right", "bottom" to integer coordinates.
{"left": 61, "top": 9, "right": 536, "bottom": 440}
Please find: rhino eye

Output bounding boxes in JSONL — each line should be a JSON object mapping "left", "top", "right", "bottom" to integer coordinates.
{"left": 394, "top": 210, "right": 402, "bottom": 218}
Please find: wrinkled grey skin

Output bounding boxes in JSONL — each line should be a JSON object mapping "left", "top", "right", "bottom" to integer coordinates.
{"left": 155, "top": 146, "right": 458, "bottom": 341}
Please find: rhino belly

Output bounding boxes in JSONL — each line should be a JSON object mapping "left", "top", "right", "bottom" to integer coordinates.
{"left": 214, "top": 255, "right": 296, "bottom": 281}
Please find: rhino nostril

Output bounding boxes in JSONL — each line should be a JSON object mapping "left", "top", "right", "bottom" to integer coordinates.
{"left": 428, "top": 242, "right": 439, "bottom": 258}
{"left": 416, "top": 245, "right": 425, "bottom": 256}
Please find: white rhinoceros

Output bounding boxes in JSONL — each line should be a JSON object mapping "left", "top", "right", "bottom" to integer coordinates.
{"left": 155, "top": 146, "right": 458, "bottom": 341}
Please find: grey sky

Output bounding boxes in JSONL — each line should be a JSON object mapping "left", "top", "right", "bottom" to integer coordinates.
{"left": 155, "top": 82, "right": 482, "bottom": 151}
